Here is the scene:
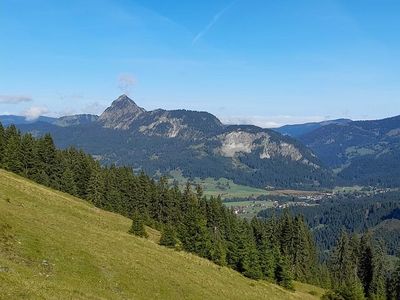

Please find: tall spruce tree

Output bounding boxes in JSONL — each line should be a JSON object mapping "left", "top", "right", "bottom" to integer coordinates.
{"left": 0, "top": 122, "right": 5, "bottom": 166}
{"left": 160, "top": 224, "right": 178, "bottom": 248}
{"left": 129, "top": 211, "right": 148, "bottom": 238}
{"left": 3, "top": 129, "right": 23, "bottom": 174}
{"left": 275, "top": 254, "right": 294, "bottom": 290}
{"left": 20, "top": 133, "right": 36, "bottom": 177}
{"left": 60, "top": 167, "right": 78, "bottom": 195}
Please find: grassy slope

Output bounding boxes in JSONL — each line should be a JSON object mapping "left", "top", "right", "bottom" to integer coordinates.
{"left": 0, "top": 170, "right": 324, "bottom": 300}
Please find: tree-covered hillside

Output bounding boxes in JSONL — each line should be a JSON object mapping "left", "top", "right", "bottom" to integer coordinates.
{"left": 10, "top": 95, "right": 334, "bottom": 190}
{"left": 0, "top": 170, "right": 325, "bottom": 300}
{"left": 300, "top": 115, "right": 400, "bottom": 187}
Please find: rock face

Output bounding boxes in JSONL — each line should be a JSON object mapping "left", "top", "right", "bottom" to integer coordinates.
{"left": 13, "top": 95, "right": 333, "bottom": 189}
{"left": 54, "top": 114, "right": 99, "bottom": 127}
{"left": 98, "top": 94, "right": 146, "bottom": 129}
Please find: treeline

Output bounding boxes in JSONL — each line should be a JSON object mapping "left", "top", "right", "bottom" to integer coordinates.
{"left": 259, "top": 192, "right": 400, "bottom": 255}
{"left": 0, "top": 123, "right": 321, "bottom": 288}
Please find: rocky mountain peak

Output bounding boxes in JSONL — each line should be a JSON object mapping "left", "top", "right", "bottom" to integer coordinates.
{"left": 99, "top": 94, "right": 146, "bottom": 130}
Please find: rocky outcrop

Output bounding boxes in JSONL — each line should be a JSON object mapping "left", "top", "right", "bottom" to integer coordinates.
{"left": 98, "top": 94, "right": 145, "bottom": 129}
{"left": 54, "top": 114, "right": 99, "bottom": 127}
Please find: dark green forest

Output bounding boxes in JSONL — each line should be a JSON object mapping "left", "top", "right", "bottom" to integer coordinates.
{"left": 2, "top": 122, "right": 400, "bottom": 299}
{"left": 259, "top": 192, "right": 400, "bottom": 256}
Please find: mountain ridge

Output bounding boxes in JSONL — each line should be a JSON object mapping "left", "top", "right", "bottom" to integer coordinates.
{"left": 5, "top": 95, "right": 332, "bottom": 189}
{"left": 299, "top": 115, "right": 400, "bottom": 186}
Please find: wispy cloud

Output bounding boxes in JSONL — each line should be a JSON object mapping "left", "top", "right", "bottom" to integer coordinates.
{"left": 23, "top": 106, "right": 49, "bottom": 121}
{"left": 219, "top": 115, "right": 330, "bottom": 128}
{"left": 0, "top": 95, "right": 32, "bottom": 104}
{"left": 117, "top": 73, "right": 136, "bottom": 94}
{"left": 192, "top": 1, "right": 237, "bottom": 45}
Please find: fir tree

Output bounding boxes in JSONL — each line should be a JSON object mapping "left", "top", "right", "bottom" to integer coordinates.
{"left": 0, "top": 122, "right": 5, "bottom": 166}
{"left": 3, "top": 130, "right": 23, "bottom": 173}
{"left": 20, "top": 133, "right": 36, "bottom": 177}
{"left": 129, "top": 212, "right": 148, "bottom": 238}
{"left": 160, "top": 224, "right": 178, "bottom": 248}
{"left": 60, "top": 167, "right": 78, "bottom": 195}
{"left": 389, "top": 256, "right": 400, "bottom": 300}
{"left": 236, "top": 221, "right": 262, "bottom": 279}
{"left": 87, "top": 166, "right": 105, "bottom": 207}
{"left": 275, "top": 255, "right": 294, "bottom": 290}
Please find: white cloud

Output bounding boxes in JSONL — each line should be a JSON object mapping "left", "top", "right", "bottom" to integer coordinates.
{"left": 22, "top": 106, "right": 50, "bottom": 121}
{"left": 118, "top": 74, "right": 136, "bottom": 94}
{"left": 219, "top": 115, "right": 329, "bottom": 128}
{"left": 0, "top": 95, "right": 32, "bottom": 104}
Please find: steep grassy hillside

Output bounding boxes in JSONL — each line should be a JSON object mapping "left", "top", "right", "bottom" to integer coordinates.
{"left": 0, "top": 170, "right": 323, "bottom": 299}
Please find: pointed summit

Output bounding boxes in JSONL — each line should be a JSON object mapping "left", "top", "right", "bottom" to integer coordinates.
{"left": 99, "top": 95, "right": 146, "bottom": 130}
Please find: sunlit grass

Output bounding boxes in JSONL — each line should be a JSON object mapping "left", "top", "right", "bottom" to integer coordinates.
{"left": 0, "top": 169, "right": 322, "bottom": 299}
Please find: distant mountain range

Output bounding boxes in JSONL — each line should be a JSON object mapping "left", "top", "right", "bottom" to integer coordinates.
{"left": 2, "top": 94, "right": 399, "bottom": 188}
{"left": 0, "top": 95, "right": 332, "bottom": 189}
{"left": 299, "top": 115, "right": 400, "bottom": 186}
{"left": 274, "top": 119, "right": 352, "bottom": 137}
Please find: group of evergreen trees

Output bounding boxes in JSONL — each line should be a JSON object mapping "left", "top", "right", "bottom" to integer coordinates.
{"left": 3, "top": 122, "right": 400, "bottom": 298}
{"left": 0, "top": 123, "right": 319, "bottom": 288}
{"left": 325, "top": 230, "right": 400, "bottom": 300}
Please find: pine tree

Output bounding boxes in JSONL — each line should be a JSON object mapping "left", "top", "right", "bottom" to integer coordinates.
{"left": 160, "top": 224, "right": 178, "bottom": 248}
{"left": 330, "top": 231, "right": 355, "bottom": 287}
{"left": 389, "top": 256, "right": 400, "bottom": 300}
{"left": 129, "top": 212, "right": 148, "bottom": 238}
{"left": 0, "top": 122, "right": 5, "bottom": 166}
{"left": 60, "top": 167, "right": 78, "bottom": 195}
{"left": 358, "top": 233, "right": 374, "bottom": 296}
{"left": 178, "top": 185, "right": 212, "bottom": 258}
{"left": 3, "top": 130, "right": 23, "bottom": 173}
{"left": 20, "top": 133, "right": 36, "bottom": 178}
{"left": 36, "top": 134, "right": 61, "bottom": 188}
{"left": 87, "top": 166, "right": 105, "bottom": 207}
{"left": 275, "top": 254, "right": 294, "bottom": 290}
{"left": 236, "top": 221, "right": 262, "bottom": 280}
{"left": 368, "top": 240, "right": 386, "bottom": 299}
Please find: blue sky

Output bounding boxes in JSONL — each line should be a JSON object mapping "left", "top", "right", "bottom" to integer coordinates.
{"left": 1, "top": 0, "right": 399, "bottom": 127}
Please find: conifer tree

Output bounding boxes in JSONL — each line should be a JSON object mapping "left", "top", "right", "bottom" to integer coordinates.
{"left": 330, "top": 231, "right": 355, "bottom": 287}
{"left": 0, "top": 122, "right": 5, "bottom": 166}
{"left": 368, "top": 240, "right": 386, "bottom": 299}
{"left": 87, "top": 166, "right": 105, "bottom": 207}
{"left": 358, "top": 233, "right": 374, "bottom": 296}
{"left": 160, "top": 224, "right": 178, "bottom": 248}
{"left": 3, "top": 130, "right": 23, "bottom": 174}
{"left": 275, "top": 255, "right": 294, "bottom": 290}
{"left": 60, "top": 167, "right": 78, "bottom": 195}
{"left": 178, "top": 184, "right": 212, "bottom": 258}
{"left": 236, "top": 220, "right": 262, "bottom": 279}
{"left": 389, "top": 256, "right": 400, "bottom": 300}
{"left": 37, "top": 134, "right": 61, "bottom": 188}
{"left": 129, "top": 212, "right": 148, "bottom": 238}
{"left": 20, "top": 133, "right": 36, "bottom": 177}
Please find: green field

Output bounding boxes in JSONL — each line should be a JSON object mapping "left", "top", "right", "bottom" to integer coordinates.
{"left": 169, "top": 170, "right": 270, "bottom": 199}
{"left": 223, "top": 200, "right": 275, "bottom": 219}
{"left": 0, "top": 169, "right": 324, "bottom": 299}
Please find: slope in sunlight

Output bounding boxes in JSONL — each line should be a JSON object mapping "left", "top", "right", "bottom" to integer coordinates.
{"left": 0, "top": 169, "right": 323, "bottom": 299}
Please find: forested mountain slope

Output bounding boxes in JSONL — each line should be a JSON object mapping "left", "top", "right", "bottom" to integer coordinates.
{"left": 300, "top": 115, "right": 400, "bottom": 186}
{"left": 0, "top": 170, "right": 323, "bottom": 300}
{"left": 12, "top": 95, "right": 333, "bottom": 189}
